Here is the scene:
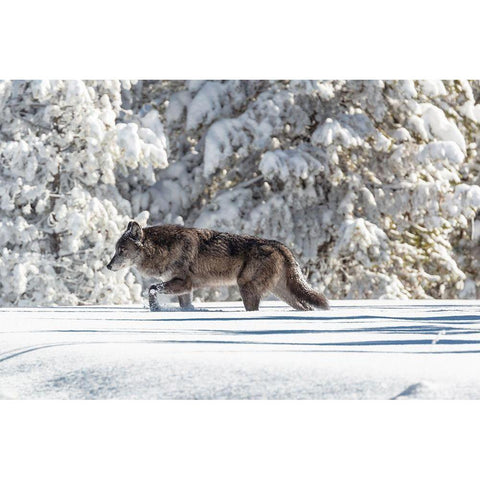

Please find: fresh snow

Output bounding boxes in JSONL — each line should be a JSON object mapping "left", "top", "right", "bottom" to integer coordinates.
{"left": 1, "top": 300, "right": 480, "bottom": 400}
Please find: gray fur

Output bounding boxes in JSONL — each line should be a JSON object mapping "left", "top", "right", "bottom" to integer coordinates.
{"left": 107, "top": 222, "right": 330, "bottom": 312}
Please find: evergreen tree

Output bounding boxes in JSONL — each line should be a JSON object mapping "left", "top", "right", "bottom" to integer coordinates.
{"left": 2, "top": 79, "right": 480, "bottom": 305}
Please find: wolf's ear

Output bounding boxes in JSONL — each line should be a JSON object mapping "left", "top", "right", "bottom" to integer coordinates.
{"left": 128, "top": 221, "right": 144, "bottom": 241}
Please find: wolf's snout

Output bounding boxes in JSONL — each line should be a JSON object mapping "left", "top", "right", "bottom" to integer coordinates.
{"left": 107, "top": 256, "right": 125, "bottom": 271}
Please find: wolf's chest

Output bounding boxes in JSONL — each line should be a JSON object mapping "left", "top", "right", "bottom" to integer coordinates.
{"left": 136, "top": 262, "right": 173, "bottom": 280}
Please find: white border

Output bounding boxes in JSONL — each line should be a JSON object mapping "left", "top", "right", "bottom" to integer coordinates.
{"left": 2, "top": 0, "right": 480, "bottom": 78}
{"left": 1, "top": 400, "right": 478, "bottom": 479}
{"left": 1, "top": 1, "right": 479, "bottom": 477}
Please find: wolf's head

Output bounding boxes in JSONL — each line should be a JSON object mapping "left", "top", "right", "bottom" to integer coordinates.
{"left": 106, "top": 221, "right": 144, "bottom": 271}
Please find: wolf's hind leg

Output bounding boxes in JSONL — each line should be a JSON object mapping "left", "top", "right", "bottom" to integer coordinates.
{"left": 238, "top": 283, "right": 262, "bottom": 311}
{"left": 178, "top": 292, "right": 194, "bottom": 310}
{"left": 237, "top": 254, "right": 281, "bottom": 311}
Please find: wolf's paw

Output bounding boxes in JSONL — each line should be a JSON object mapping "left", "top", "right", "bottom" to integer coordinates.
{"left": 180, "top": 303, "right": 195, "bottom": 311}
{"left": 149, "top": 282, "right": 166, "bottom": 295}
{"left": 148, "top": 283, "right": 166, "bottom": 312}
{"left": 149, "top": 299, "right": 162, "bottom": 312}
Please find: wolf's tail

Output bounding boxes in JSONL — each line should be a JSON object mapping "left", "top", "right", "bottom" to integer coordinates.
{"left": 278, "top": 244, "right": 330, "bottom": 310}
{"left": 287, "top": 270, "right": 330, "bottom": 310}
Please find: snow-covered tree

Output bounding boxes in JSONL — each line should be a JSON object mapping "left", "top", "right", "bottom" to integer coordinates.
{"left": 148, "top": 80, "right": 480, "bottom": 300}
{"left": 0, "top": 80, "right": 168, "bottom": 306}
{"left": 2, "top": 79, "right": 480, "bottom": 305}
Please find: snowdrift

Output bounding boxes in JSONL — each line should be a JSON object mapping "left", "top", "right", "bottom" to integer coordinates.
{"left": 1, "top": 300, "right": 480, "bottom": 399}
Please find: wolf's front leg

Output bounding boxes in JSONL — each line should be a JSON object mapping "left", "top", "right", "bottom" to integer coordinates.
{"left": 155, "top": 277, "right": 193, "bottom": 295}
{"left": 178, "top": 292, "right": 194, "bottom": 310}
{"left": 149, "top": 278, "right": 193, "bottom": 312}
{"left": 149, "top": 283, "right": 165, "bottom": 312}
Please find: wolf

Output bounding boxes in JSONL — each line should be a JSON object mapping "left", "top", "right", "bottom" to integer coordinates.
{"left": 107, "top": 221, "right": 329, "bottom": 312}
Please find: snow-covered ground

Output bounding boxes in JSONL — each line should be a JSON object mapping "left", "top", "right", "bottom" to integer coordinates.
{"left": 1, "top": 300, "right": 480, "bottom": 399}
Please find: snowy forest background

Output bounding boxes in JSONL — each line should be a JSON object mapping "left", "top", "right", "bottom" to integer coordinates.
{"left": 2, "top": 79, "right": 480, "bottom": 306}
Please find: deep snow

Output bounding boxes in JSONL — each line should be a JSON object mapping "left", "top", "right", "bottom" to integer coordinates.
{"left": 1, "top": 300, "right": 480, "bottom": 399}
